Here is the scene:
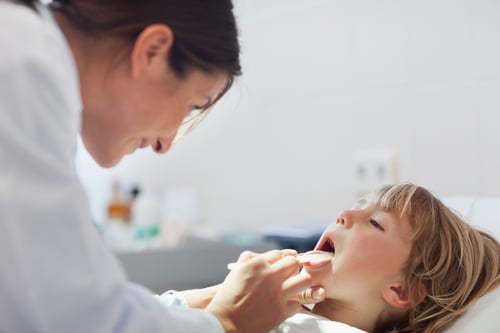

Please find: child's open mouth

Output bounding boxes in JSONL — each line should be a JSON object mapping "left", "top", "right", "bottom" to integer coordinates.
{"left": 319, "top": 238, "right": 335, "bottom": 254}
{"left": 298, "top": 240, "right": 335, "bottom": 264}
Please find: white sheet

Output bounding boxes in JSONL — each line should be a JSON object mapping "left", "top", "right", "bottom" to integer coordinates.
{"left": 445, "top": 287, "right": 500, "bottom": 332}
{"left": 269, "top": 308, "right": 367, "bottom": 333}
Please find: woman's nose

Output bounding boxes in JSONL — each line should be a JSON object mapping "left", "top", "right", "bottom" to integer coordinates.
{"left": 154, "top": 138, "right": 173, "bottom": 154}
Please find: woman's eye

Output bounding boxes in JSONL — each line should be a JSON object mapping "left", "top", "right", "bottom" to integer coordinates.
{"left": 369, "top": 218, "right": 385, "bottom": 231}
{"left": 184, "top": 107, "right": 202, "bottom": 123}
{"left": 189, "top": 107, "right": 201, "bottom": 116}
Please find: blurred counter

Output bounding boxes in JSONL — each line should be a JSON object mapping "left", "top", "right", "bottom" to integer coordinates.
{"left": 115, "top": 236, "right": 278, "bottom": 293}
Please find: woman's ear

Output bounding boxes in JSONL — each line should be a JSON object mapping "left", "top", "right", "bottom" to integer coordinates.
{"left": 382, "top": 283, "right": 427, "bottom": 309}
{"left": 130, "top": 24, "right": 174, "bottom": 79}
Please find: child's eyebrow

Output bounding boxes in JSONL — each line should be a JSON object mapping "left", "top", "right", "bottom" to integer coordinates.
{"left": 357, "top": 198, "right": 368, "bottom": 205}
{"left": 351, "top": 197, "right": 369, "bottom": 209}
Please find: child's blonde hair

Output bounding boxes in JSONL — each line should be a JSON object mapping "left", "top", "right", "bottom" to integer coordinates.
{"left": 374, "top": 183, "right": 500, "bottom": 333}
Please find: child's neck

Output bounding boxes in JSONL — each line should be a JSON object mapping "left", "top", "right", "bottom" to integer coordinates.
{"left": 312, "top": 298, "right": 380, "bottom": 332}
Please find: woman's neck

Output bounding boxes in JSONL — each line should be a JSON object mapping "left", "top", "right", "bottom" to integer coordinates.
{"left": 312, "top": 298, "right": 381, "bottom": 333}
{"left": 51, "top": 9, "right": 126, "bottom": 77}
{"left": 51, "top": 9, "right": 127, "bottom": 114}
{"left": 51, "top": 10, "right": 89, "bottom": 74}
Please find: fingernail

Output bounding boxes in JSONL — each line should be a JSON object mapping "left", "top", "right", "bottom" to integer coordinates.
{"left": 313, "top": 289, "right": 325, "bottom": 300}
{"left": 227, "top": 262, "right": 238, "bottom": 270}
{"left": 282, "top": 249, "right": 298, "bottom": 256}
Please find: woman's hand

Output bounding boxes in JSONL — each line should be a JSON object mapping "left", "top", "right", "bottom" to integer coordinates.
{"left": 180, "top": 285, "right": 220, "bottom": 309}
{"left": 295, "top": 251, "right": 334, "bottom": 303}
{"left": 206, "top": 249, "right": 313, "bottom": 333}
{"left": 294, "top": 285, "right": 326, "bottom": 304}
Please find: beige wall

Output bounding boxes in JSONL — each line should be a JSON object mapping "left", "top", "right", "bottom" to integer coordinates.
{"left": 77, "top": 0, "right": 500, "bottom": 231}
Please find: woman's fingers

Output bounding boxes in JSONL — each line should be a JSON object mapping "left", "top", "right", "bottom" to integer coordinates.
{"left": 230, "top": 249, "right": 299, "bottom": 270}
{"left": 238, "top": 250, "right": 328, "bottom": 304}
{"left": 257, "top": 249, "right": 298, "bottom": 265}
{"left": 273, "top": 255, "right": 327, "bottom": 306}
{"left": 281, "top": 270, "right": 312, "bottom": 298}
{"left": 207, "top": 249, "right": 311, "bottom": 333}
{"left": 181, "top": 284, "right": 220, "bottom": 308}
{"left": 269, "top": 254, "right": 302, "bottom": 276}
{"left": 236, "top": 250, "right": 258, "bottom": 263}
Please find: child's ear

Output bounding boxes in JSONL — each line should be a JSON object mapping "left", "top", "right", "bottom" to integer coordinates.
{"left": 382, "top": 283, "right": 427, "bottom": 309}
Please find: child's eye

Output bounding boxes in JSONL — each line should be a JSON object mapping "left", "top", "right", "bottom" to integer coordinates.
{"left": 369, "top": 218, "right": 385, "bottom": 231}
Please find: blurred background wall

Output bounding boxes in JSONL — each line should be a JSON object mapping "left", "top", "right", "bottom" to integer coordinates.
{"left": 76, "top": 0, "right": 500, "bottom": 233}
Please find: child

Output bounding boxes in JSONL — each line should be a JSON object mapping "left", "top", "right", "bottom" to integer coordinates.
{"left": 271, "top": 183, "right": 500, "bottom": 333}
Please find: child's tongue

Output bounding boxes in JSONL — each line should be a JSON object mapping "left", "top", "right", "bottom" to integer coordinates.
{"left": 298, "top": 250, "right": 335, "bottom": 265}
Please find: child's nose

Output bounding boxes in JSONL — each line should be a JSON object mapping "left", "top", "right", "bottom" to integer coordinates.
{"left": 336, "top": 210, "right": 354, "bottom": 228}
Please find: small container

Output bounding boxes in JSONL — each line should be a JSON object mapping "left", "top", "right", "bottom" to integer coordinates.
{"left": 132, "top": 183, "right": 162, "bottom": 250}
{"left": 107, "top": 180, "right": 131, "bottom": 223}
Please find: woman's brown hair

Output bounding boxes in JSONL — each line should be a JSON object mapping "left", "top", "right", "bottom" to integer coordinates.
{"left": 14, "top": 0, "right": 241, "bottom": 99}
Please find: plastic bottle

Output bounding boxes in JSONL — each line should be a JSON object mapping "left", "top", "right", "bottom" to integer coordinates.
{"left": 131, "top": 183, "right": 162, "bottom": 250}
{"left": 107, "top": 180, "right": 130, "bottom": 223}
{"left": 104, "top": 179, "right": 134, "bottom": 251}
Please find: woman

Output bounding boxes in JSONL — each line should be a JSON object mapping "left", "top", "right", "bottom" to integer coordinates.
{"left": 0, "top": 0, "right": 320, "bottom": 332}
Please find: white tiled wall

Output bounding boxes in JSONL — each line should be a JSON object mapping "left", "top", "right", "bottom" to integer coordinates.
{"left": 76, "top": 0, "right": 500, "bottom": 230}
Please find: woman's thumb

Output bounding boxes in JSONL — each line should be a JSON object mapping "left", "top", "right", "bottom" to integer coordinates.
{"left": 297, "top": 286, "right": 326, "bottom": 304}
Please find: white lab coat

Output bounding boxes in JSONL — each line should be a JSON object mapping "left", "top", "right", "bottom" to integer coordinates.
{"left": 0, "top": 2, "right": 223, "bottom": 332}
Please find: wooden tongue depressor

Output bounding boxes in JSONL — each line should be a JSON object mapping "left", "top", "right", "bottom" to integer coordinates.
{"left": 227, "top": 250, "right": 333, "bottom": 270}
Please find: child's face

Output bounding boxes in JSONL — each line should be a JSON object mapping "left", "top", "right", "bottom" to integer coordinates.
{"left": 308, "top": 192, "right": 413, "bottom": 304}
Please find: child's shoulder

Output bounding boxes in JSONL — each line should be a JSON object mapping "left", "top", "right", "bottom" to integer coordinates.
{"left": 270, "top": 308, "right": 368, "bottom": 333}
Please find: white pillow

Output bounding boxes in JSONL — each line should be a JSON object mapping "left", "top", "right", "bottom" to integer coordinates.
{"left": 444, "top": 287, "right": 500, "bottom": 332}
{"left": 442, "top": 196, "right": 500, "bottom": 240}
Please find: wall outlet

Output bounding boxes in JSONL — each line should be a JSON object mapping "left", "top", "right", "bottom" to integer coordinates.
{"left": 353, "top": 150, "right": 399, "bottom": 198}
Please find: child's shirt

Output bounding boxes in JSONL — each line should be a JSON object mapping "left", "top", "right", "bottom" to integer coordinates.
{"left": 270, "top": 308, "right": 368, "bottom": 333}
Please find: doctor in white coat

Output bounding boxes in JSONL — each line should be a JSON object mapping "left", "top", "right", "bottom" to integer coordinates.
{"left": 0, "top": 0, "right": 324, "bottom": 332}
